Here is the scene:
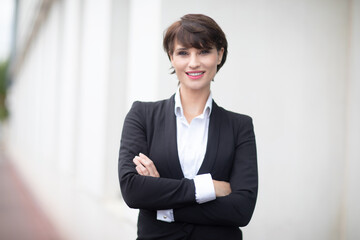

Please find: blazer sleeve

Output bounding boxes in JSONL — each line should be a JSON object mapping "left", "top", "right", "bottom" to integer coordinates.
{"left": 118, "top": 101, "right": 196, "bottom": 210}
{"left": 173, "top": 116, "right": 258, "bottom": 227}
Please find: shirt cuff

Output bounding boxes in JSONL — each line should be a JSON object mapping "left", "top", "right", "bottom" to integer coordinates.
{"left": 194, "top": 173, "right": 216, "bottom": 204}
{"left": 157, "top": 209, "right": 174, "bottom": 223}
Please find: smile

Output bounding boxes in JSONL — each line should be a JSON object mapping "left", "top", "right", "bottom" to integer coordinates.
{"left": 186, "top": 71, "right": 205, "bottom": 79}
{"left": 187, "top": 72, "right": 204, "bottom": 76}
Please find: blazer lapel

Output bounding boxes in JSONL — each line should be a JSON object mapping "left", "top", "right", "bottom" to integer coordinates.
{"left": 164, "top": 95, "right": 184, "bottom": 179}
{"left": 197, "top": 100, "right": 221, "bottom": 175}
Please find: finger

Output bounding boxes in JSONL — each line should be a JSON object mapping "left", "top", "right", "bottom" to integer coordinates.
{"left": 135, "top": 165, "right": 148, "bottom": 176}
{"left": 134, "top": 156, "right": 157, "bottom": 176}
{"left": 139, "top": 153, "right": 160, "bottom": 177}
{"left": 136, "top": 155, "right": 158, "bottom": 177}
{"left": 133, "top": 157, "right": 148, "bottom": 175}
{"left": 133, "top": 157, "right": 142, "bottom": 167}
{"left": 135, "top": 161, "right": 148, "bottom": 175}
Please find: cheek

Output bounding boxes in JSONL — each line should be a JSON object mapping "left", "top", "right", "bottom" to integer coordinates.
{"left": 172, "top": 59, "right": 186, "bottom": 71}
{"left": 205, "top": 58, "right": 219, "bottom": 70}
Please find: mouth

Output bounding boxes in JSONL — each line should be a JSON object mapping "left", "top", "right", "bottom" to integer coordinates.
{"left": 186, "top": 71, "right": 205, "bottom": 79}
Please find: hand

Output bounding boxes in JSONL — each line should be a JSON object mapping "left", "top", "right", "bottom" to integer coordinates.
{"left": 212, "top": 180, "right": 231, "bottom": 197}
{"left": 133, "top": 153, "right": 160, "bottom": 177}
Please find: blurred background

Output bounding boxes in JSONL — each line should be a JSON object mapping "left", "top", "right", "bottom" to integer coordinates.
{"left": 0, "top": 0, "right": 359, "bottom": 239}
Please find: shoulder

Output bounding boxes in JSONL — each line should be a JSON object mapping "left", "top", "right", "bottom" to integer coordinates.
{"left": 131, "top": 95, "right": 174, "bottom": 112}
{"left": 128, "top": 95, "right": 175, "bottom": 121}
{"left": 213, "top": 101, "right": 255, "bottom": 137}
{"left": 214, "top": 103, "right": 256, "bottom": 141}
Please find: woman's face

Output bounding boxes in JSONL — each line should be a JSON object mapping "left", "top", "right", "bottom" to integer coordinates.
{"left": 170, "top": 40, "right": 224, "bottom": 93}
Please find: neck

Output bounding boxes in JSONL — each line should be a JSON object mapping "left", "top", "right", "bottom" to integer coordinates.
{"left": 179, "top": 86, "right": 210, "bottom": 123}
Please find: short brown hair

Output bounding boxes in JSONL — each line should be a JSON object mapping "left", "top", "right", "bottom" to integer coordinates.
{"left": 163, "top": 14, "right": 228, "bottom": 73}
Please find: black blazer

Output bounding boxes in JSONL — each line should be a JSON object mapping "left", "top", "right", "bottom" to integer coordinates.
{"left": 118, "top": 95, "right": 258, "bottom": 240}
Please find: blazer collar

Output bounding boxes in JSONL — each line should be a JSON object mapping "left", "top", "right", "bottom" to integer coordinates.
{"left": 198, "top": 100, "right": 221, "bottom": 175}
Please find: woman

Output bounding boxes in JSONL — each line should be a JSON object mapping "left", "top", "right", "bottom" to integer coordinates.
{"left": 118, "top": 14, "right": 258, "bottom": 240}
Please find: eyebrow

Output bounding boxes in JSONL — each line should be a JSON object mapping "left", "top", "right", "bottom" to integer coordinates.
{"left": 174, "top": 47, "right": 188, "bottom": 51}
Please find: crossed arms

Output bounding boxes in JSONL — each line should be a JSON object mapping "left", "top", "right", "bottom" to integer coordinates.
{"left": 118, "top": 101, "right": 258, "bottom": 226}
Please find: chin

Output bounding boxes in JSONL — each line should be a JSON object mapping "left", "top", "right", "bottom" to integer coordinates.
{"left": 184, "top": 83, "right": 210, "bottom": 91}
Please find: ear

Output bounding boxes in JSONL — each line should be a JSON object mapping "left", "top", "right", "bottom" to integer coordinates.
{"left": 217, "top": 48, "right": 224, "bottom": 65}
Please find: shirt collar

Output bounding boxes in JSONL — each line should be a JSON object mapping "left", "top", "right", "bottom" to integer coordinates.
{"left": 174, "top": 87, "right": 213, "bottom": 118}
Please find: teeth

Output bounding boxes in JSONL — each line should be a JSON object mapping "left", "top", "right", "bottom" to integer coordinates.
{"left": 187, "top": 72, "right": 203, "bottom": 76}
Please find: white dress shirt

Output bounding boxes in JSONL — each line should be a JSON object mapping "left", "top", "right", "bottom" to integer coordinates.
{"left": 157, "top": 88, "right": 216, "bottom": 222}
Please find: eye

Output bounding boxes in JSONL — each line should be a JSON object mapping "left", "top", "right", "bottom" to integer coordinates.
{"left": 199, "top": 49, "right": 210, "bottom": 55}
{"left": 177, "top": 51, "right": 188, "bottom": 56}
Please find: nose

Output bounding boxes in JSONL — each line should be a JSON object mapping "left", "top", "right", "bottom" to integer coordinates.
{"left": 188, "top": 54, "right": 200, "bottom": 69}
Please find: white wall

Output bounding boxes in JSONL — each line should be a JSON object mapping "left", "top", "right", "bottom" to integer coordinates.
{"left": 344, "top": 0, "right": 360, "bottom": 239}
{"left": 75, "top": 0, "right": 112, "bottom": 198}
{"left": 57, "top": 0, "right": 81, "bottom": 178}
{"left": 4, "top": 0, "right": 359, "bottom": 239}
{"left": 126, "top": 0, "right": 162, "bottom": 107}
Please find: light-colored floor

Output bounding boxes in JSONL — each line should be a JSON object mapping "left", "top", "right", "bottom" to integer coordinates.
{"left": 0, "top": 149, "right": 62, "bottom": 240}
{"left": 0, "top": 144, "right": 138, "bottom": 240}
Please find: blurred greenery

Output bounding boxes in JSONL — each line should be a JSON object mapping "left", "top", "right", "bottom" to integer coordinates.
{"left": 0, "top": 60, "right": 9, "bottom": 121}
